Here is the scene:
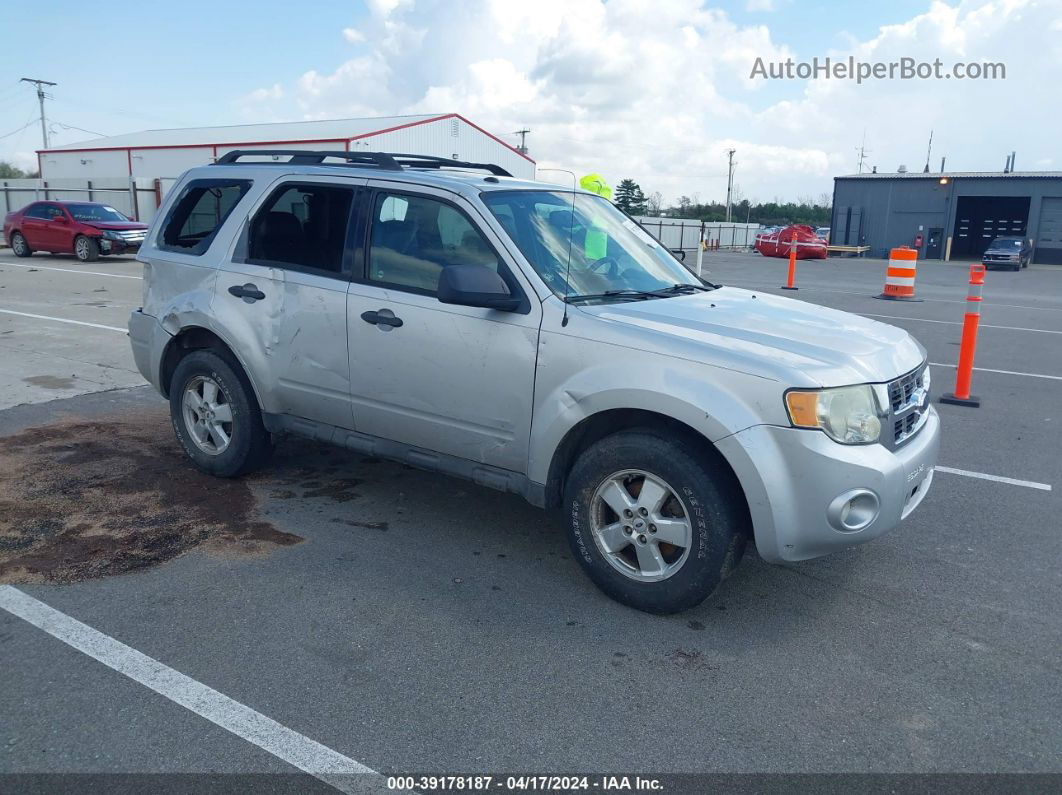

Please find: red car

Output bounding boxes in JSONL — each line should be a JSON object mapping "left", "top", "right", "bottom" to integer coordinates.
{"left": 754, "top": 224, "right": 828, "bottom": 260}
{"left": 4, "top": 200, "right": 148, "bottom": 262}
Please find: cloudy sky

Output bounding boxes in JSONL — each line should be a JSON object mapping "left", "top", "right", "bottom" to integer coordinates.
{"left": 1, "top": 0, "right": 1057, "bottom": 204}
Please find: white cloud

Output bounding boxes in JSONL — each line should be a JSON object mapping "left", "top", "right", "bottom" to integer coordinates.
{"left": 342, "top": 27, "right": 365, "bottom": 43}
{"left": 240, "top": 0, "right": 1059, "bottom": 203}
{"left": 746, "top": 0, "right": 776, "bottom": 11}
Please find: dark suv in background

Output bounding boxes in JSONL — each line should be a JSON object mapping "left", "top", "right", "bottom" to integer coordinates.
{"left": 982, "top": 236, "right": 1031, "bottom": 271}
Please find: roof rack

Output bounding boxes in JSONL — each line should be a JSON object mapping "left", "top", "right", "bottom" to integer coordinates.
{"left": 212, "top": 149, "right": 512, "bottom": 177}
{"left": 214, "top": 150, "right": 401, "bottom": 170}
{"left": 388, "top": 153, "right": 512, "bottom": 177}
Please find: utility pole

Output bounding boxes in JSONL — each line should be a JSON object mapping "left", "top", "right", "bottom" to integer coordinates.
{"left": 20, "top": 77, "right": 57, "bottom": 149}
{"left": 512, "top": 128, "right": 530, "bottom": 155}
{"left": 725, "top": 148, "right": 736, "bottom": 223}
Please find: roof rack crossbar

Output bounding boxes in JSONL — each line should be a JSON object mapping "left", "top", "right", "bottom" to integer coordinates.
{"left": 213, "top": 150, "right": 402, "bottom": 170}
{"left": 212, "top": 149, "right": 512, "bottom": 177}
{"left": 387, "top": 153, "right": 512, "bottom": 177}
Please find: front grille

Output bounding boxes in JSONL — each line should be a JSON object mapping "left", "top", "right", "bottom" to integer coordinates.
{"left": 115, "top": 230, "right": 145, "bottom": 242}
{"left": 888, "top": 364, "right": 929, "bottom": 447}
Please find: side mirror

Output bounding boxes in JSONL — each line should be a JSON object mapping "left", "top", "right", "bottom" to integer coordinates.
{"left": 437, "top": 265, "right": 521, "bottom": 311}
{"left": 53, "top": 215, "right": 69, "bottom": 223}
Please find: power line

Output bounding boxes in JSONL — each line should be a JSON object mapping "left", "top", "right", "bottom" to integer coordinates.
{"left": 50, "top": 120, "right": 107, "bottom": 138}
{"left": 0, "top": 117, "right": 41, "bottom": 141}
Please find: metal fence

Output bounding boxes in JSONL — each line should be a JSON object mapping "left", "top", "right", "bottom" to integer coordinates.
{"left": 0, "top": 177, "right": 172, "bottom": 224}
{"left": 634, "top": 217, "right": 761, "bottom": 251}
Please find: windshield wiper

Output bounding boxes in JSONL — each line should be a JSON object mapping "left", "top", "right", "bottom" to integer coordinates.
{"left": 648, "top": 283, "right": 715, "bottom": 296}
{"left": 565, "top": 289, "right": 660, "bottom": 304}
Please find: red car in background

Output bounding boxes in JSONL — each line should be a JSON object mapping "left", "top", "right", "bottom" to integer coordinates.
{"left": 754, "top": 224, "right": 828, "bottom": 259}
{"left": 3, "top": 201, "right": 147, "bottom": 262}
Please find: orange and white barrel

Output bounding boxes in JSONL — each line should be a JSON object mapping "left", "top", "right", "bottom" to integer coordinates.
{"left": 880, "top": 247, "right": 918, "bottom": 300}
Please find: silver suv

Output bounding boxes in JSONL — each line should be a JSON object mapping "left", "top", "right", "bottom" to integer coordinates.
{"left": 128, "top": 150, "right": 940, "bottom": 613}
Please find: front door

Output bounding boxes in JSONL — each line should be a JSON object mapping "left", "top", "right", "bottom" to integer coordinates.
{"left": 925, "top": 227, "right": 943, "bottom": 259}
{"left": 346, "top": 185, "right": 540, "bottom": 473}
{"left": 216, "top": 176, "right": 365, "bottom": 430}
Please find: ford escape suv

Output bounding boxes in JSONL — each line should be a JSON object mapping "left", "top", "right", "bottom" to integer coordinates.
{"left": 129, "top": 150, "right": 940, "bottom": 614}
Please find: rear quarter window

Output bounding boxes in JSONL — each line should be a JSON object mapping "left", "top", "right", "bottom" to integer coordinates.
{"left": 158, "top": 179, "right": 252, "bottom": 256}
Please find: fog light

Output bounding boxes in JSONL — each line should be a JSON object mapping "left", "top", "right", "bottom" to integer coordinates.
{"left": 827, "top": 489, "right": 880, "bottom": 533}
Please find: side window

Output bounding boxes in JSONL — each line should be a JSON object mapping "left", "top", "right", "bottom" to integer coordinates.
{"left": 368, "top": 192, "right": 500, "bottom": 294}
{"left": 24, "top": 204, "right": 51, "bottom": 219}
{"left": 46, "top": 206, "right": 66, "bottom": 220}
{"left": 248, "top": 183, "right": 354, "bottom": 275}
{"left": 159, "top": 179, "right": 251, "bottom": 255}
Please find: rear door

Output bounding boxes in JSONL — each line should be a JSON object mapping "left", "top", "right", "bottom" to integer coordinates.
{"left": 345, "top": 184, "right": 540, "bottom": 473}
{"left": 216, "top": 175, "right": 365, "bottom": 430}
{"left": 20, "top": 203, "right": 52, "bottom": 249}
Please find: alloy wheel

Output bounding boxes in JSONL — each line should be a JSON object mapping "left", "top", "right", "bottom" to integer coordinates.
{"left": 590, "top": 469, "right": 693, "bottom": 582}
{"left": 181, "top": 375, "right": 234, "bottom": 455}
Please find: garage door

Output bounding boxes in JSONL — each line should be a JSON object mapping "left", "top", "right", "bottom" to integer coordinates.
{"left": 1035, "top": 197, "right": 1062, "bottom": 264}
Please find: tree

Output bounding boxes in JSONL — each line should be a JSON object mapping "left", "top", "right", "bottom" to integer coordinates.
{"left": 0, "top": 161, "right": 38, "bottom": 179}
{"left": 614, "top": 178, "right": 648, "bottom": 216}
{"left": 646, "top": 191, "right": 663, "bottom": 216}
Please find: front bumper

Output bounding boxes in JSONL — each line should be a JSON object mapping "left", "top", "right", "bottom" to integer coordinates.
{"left": 99, "top": 238, "right": 142, "bottom": 255}
{"left": 716, "top": 406, "right": 941, "bottom": 563}
{"left": 128, "top": 308, "right": 171, "bottom": 394}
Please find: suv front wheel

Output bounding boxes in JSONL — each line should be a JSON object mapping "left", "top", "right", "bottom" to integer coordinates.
{"left": 169, "top": 350, "right": 273, "bottom": 477}
{"left": 563, "top": 431, "right": 748, "bottom": 614}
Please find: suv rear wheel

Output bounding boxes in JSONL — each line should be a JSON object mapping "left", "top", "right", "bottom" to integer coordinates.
{"left": 10, "top": 232, "right": 32, "bottom": 257}
{"left": 169, "top": 350, "right": 273, "bottom": 477}
{"left": 563, "top": 431, "right": 748, "bottom": 614}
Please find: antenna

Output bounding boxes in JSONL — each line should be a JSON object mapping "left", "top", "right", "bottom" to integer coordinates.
{"left": 856, "top": 130, "right": 870, "bottom": 173}
{"left": 923, "top": 130, "right": 933, "bottom": 173}
{"left": 537, "top": 168, "right": 579, "bottom": 327}
{"left": 512, "top": 128, "right": 530, "bottom": 155}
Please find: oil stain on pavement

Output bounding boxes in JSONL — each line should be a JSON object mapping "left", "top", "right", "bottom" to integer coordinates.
{"left": 0, "top": 411, "right": 301, "bottom": 584}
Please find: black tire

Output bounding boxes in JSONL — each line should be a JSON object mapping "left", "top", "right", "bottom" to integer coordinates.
{"left": 563, "top": 431, "right": 749, "bottom": 614}
{"left": 169, "top": 350, "right": 273, "bottom": 477}
{"left": 1012, "top": 262, "right": 1021, "bottom": 272}
{"left": 74, "top": 235, "right": 100, "bottom": 262}
{"left": 10, "top": 232, "right": 32, "bottom": 257}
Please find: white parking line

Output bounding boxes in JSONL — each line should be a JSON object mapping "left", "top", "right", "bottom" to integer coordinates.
{"left": 0, "top": 308, "right": 126, "bottom": 333}
{"left": 934, "top": 466, "right": 1052, "bottom": 491}
{"left": 0, "top": 586, "right": 382, "bottom": 794}
{"left": 862, "top": 313, "right": 1062, "bottom": 335}
{"left": 2, "top": 261, "right": 142, "bottom": 280}
{"left": 929, "top": 362, "right": 1062, "bottom": 382}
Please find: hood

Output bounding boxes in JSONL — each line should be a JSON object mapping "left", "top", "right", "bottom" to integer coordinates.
{"left": 581, "top": 287, "right": 926, "bottom": 387}
{"left": 85, "top": 221, "right": 148, "bottom": 231}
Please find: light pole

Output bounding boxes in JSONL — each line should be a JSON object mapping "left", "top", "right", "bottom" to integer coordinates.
{"left": 725, "top": 149, "right": 736, "bottom": 222}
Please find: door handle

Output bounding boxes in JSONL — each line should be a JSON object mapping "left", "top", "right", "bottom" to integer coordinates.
{"left": 228, "top": 283, "right": 266, "bottom": 302}
{"left": 360, "top": 310, "right": 403, "bottom": 328}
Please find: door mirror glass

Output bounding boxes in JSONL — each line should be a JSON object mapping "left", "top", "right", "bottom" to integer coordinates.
{"left": 437, "top": 265, "right": 520, "bottom": 311}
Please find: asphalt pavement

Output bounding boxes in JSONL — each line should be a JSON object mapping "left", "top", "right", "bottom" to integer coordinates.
{"left": 0, "top": 249, "right": 1059, "bottom": 789}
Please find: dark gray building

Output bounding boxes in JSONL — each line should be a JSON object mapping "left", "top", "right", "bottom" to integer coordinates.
{"left": 831, "top": 171, "right": 1062, "bottom": 263}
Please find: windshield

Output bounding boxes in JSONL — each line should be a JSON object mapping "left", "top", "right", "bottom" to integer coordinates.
{"left": 990, "top": 238, "right": 1022, "bottom": 248}
{"left": 65, "top": 203, "right": 129, "bottom": 223}
{"left": 481, "top": 190, "right": 701, "bottom": 300}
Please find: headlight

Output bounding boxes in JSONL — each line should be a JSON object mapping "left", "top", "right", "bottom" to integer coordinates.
{"left": 785, "top": 384, "right": 883, "bottom": 444}
{"left": 102, "top": 229, "right": 124, "bottom": 240}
